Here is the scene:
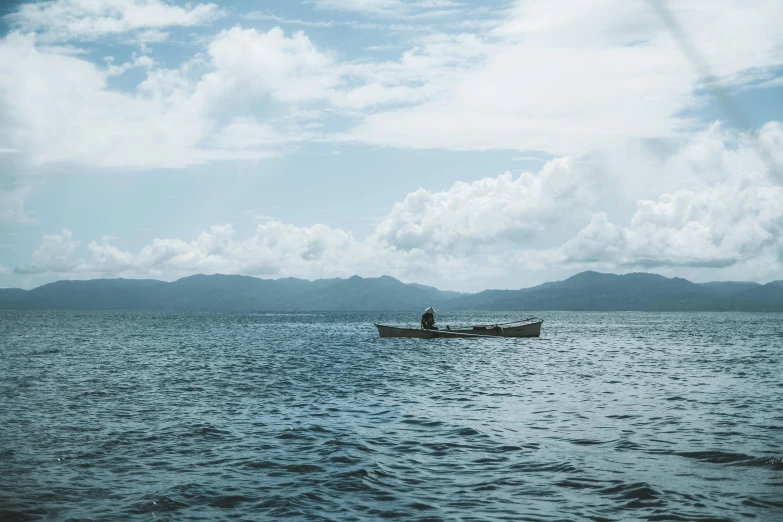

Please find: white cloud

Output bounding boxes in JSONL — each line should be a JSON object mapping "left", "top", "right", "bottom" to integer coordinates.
{"left": 7, "top": 0, "right": 222, "bottom": 41}
{"left": 15, "top": 229, "right": 80, "bottom": 274}
{"left": 4, "top": 0, "right": 783, "bottom": 289}
{"left": 0, "top": 30, "right": 314, "bottom": 170}
{"left": 36, "top": 44, "right": 91, "bottom": 55}
{"left": 0, "top": 24, "right": 454, "bottom": 173}
{"left": 555, "top": 123, "right": 783, "bottom": 282}
{"left": 757, "top": 76, "right": 783, "bottom": 88}
{"left": 312, "top": 0, "right": 461, "bottom": 18}
{"left": 246, "top": 12, "right": 335, "bottom": 28}
{"left": 200, "top": 26, "right": 340, "bottom": 105}
{"left": 374, "top": 157, "right": 601, "bottom": 253}
{"left": 130, "top": 29, "right": 169, "bottom": 44}
{"left": 0, "top": 32, "right": 202, "bottom": 169}
{"left": 103, "top": 52, "right": 155, "bottom": 77}
{"left": 13, "top": 220, "right": 490, "bottom": 288}
{"left": 5, "top": 1, "right": 779, "bottom": 176}
{"left": 9, "top": 154, "right": 604, "bottom": 284}
{"left": 244, "top": 12, "right": 439, "bottom": 32}
{"left": 2, "top": 0, "right": 781, "bottom": 177}
{"left": 15, "top": 223, "right": 367, "bottom": 279}
{"left": 314, "top": 0, "right": 405, "bottom": 16}
{"left": 14, "top": 119, "right": 783, "bottom": 288}
{"left": 344, "top": 0, "right": 783, "bottom": 155}
{"left": 331, "top": 32, "right": 493, "bottom": 110}
{"left": 87, "top": 236, "right": 145, "bottom": 273}
{"left": 559, "top": 173, "right": 783, "bottom": 274}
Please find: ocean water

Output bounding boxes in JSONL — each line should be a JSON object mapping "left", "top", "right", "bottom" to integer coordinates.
{"left": 1, "top": 311, "right": 782, "bottom": 521}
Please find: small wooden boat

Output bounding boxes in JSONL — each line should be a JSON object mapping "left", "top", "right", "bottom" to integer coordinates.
{"left": 375, "top": 318, "right": 543, "bottom": 338}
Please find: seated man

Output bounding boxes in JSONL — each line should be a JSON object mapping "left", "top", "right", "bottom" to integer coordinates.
{"left": 421, "top": 306, "right": 438, "bottom": 330}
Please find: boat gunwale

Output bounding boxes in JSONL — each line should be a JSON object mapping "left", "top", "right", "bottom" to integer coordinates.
{"left": 374, "top": 323, "right": 490, "bottom": 338}
{"left": 374, "top": 320, "right": 543, "bottom": 338}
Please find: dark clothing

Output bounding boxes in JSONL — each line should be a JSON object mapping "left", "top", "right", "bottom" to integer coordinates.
{"left": 421, "top": 312, "right": 437, "bottom": 330}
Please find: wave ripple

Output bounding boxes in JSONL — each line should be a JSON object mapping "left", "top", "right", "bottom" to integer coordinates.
{"left": 1, "top": 310, "right": 782, "bottom": 520}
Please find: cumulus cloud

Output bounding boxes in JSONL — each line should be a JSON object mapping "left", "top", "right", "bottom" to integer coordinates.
{"left": 12, "top": 154, "right": 599, "bottom": 283}
{"left": 14, "top": 222, "right": 371, "bottom": 279}
{"left": 13, "top": 118, "right": 783, "bottom": 288}
{"left": 561, "top": 175, "right": 783, "bottom": 269}
{"left": 7, "top": 0, "right": 222, "bottom": 41}
{"left": 15, "top": 229, "right": 81, "bottom": 274}
{"left": 374, "top": 157, "right": 602, "bottom": 252}
{"left": 556, "top": 123, "right": 783, "bottom": 281}
{"left": 14, "top": 221, "right": 496, "bottom": 288}
{"left": 200, "top": 26, "right": 340, "bottom": 105}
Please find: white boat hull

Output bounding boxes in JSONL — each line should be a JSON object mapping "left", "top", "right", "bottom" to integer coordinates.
{"left": 450, "top": 321, "right": 542, "bottom": 338}
{"left": 375, "top": 320, "right": 542, "bottom": 338}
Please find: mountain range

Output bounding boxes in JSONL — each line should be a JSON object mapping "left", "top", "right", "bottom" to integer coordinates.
{"left": 1, "top": 271, "right": 782, "bottom": 312}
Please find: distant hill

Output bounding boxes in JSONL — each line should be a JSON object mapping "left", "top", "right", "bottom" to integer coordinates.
{"left": 0, "top": 274, "right": 462, "bottom": 311}
{"left": 0, "top": 271, "right": 781, "bottom": 311}
{"left": 697, "top": 281, "right": 763, "bottom": 296}
{"left": 446, "top": 271, "right": 783, "bottom": 312}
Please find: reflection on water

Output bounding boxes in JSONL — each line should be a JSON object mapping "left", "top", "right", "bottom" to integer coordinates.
{"left": 1, "top": 311, "right": 782, "bottom": 520}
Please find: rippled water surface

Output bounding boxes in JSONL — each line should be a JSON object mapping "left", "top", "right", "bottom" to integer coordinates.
{"left": 1, "top": 311, "right": 782, "bottom": 521}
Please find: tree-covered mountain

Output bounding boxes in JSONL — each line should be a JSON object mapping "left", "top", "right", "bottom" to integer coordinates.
{"left": 445, "top": 271, "right": 783, "bottom": 311}
{"left": 0, "top": 274, "right": 462, "bottom": 311}
{"left": 1, "top": 271, "right": 782, "bottom": 311}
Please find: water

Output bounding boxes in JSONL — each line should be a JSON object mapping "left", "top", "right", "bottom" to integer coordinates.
{"left": 1, "top": 311, "right": 782, "bottom": 521}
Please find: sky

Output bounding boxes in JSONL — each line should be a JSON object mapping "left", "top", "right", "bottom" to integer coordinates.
{"left": 1, "top": 0, "right": 782, "bottom": 292}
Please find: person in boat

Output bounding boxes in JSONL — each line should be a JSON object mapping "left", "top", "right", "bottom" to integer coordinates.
{"left": 421, "top": 306, "right": 438, "bottom": 330}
